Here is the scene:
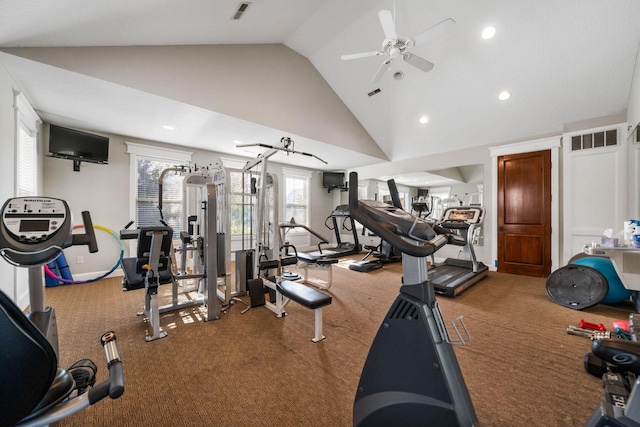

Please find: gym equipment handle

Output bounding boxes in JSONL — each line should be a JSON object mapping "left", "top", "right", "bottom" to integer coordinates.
{"left": 580, "top": 319, "right": 606, "bottom": 331}
{"left": 88, "top": 331, "right": 124, "bottom": 404}
{"left": 72, "top": 211, "right": 99, "bottom": 253}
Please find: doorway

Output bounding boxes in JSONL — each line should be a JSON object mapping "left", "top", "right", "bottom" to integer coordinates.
{"left": 497, "top": 150, "right": 552, "bottom": 277}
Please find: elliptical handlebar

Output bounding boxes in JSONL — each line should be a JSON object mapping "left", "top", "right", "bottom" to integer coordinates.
{"left": 348, "top": 172, "right": 447, "bottom": 258}
{"left": 72, "top": 211, "right": 99, "bottom": 253}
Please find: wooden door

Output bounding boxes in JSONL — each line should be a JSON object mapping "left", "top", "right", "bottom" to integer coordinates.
{"left": 497, "top": 150, "right": 552, "bottom": 277}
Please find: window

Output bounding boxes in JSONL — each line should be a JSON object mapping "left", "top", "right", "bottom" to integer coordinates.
{"left": 428, "top": 186, "right": 452, "bottom": 220}
{"left": 571, "top": 128, "right": 617, "bottom": 151}
{"left": 283, "top": 168, "right": 311, "bottom": 226}
{"left": 15, "top": 93, "right": 41, "bottom": 197}
{"left": 136, "top": 158, "right": 184, "bottom": 232}
{"left": 229, "top": 169, "right": 255, "bottom": 237}
{"left": 126, "top": 142, "right": 192, "bottom": 235}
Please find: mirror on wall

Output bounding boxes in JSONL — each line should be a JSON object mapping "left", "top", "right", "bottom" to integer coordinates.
{"left": 356, "top": 164, "right": 485, "bottom": 247}
{"left": 373, "top": 164, "right": 484, "bottom": 218}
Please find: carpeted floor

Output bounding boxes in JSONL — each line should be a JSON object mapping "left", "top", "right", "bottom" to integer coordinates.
{"left": 43, "top": 258, "right": 636, "bottom": 426}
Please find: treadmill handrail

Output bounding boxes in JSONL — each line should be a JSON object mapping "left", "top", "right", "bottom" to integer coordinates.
{"left": 279, "top": 222, "right": 328, "bottom": 244}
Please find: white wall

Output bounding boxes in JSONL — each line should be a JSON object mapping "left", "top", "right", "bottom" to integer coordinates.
{"left": 626, "top": 41, "right": 640, "bottom": 221}
{"left": 5, "top": 45, "right": 387, "bottom": 161}
{"left": 561, "top": 124, "right": 630, "bottom": 263}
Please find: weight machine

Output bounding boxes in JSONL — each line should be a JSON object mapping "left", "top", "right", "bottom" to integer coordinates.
{"left": 121, "top": 161, "right": 232, "bottom": 341}
{"left": 238, "top": 138, "right": 333, "bottom": 341}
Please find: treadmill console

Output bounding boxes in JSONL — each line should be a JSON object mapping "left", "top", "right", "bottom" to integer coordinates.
{"left": 441, "top": 207, "right": 483, "bottom": 225}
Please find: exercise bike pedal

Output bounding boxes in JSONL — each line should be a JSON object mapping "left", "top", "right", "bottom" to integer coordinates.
{"left": 68, "top": 358, "right": 97, "bottom": 395}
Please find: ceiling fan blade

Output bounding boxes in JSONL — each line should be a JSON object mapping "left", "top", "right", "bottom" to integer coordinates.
{"left": 371, "top": 59, "right": 391, "bottom": 83}
{"left": 412, "top": 18, "right": 455, "bottom": 46}
{"left": 403, "top": 53, "right": 434, "bottom": 73}
{"left": 341, "top": 51, "right": 382, "bottom": 60}
{"left": 378, "top": 9, "right": 397, "bottom": 40}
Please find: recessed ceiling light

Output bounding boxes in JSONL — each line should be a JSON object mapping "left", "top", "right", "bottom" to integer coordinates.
{"left": 482, "top": 26, "right": 497, "bottom": 40}
{"left": 419, "top": 115, "right": 429, "bottom": 124}
{"left": 162, "top": 125, "right": 175, "bottom": 130}
{"left": 498, "top": 91, "right": 511, "bottom": 101}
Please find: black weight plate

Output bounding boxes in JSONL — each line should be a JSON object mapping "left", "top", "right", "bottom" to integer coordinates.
{"left": 546, "top": 264, "right": 608, "bottom": 310}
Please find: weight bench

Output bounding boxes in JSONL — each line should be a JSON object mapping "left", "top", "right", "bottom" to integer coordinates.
{"left": 259, "top": 278, "right": 332, "bottom": 342}
{"left": 282, "top": 244, "right": 338, "bottom": 290}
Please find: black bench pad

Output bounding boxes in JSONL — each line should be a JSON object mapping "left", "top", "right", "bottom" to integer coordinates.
{"left": 276, "top": 280, "right": 332, "bottom": 309}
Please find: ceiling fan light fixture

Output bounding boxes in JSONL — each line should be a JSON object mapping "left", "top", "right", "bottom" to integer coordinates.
{"left": 498, "top": 91, "right": 511, "bottom": 101}
{"left": 393, "top": 71, "right": 404, "bottom": 80}
{"left": 419, "top": 115, "right": 429, "bottom": 124}
{"left": 482, "top": 26, "right": 497, "bottom": 40}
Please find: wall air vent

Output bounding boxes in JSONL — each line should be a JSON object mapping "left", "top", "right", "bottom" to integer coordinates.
{"left": 232, "top": 2, "right": 251, "bottom": 20}
{"left": 571, "top": 128, "right": 617, "bottom": 151}
{"left": 368, "top": 88, "right": 381, "bottom": 97}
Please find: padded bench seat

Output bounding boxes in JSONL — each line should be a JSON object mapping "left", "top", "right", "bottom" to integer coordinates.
{"left": 272, "top": 280, "right": 332, "bottom": 342}
{"left": 276, "top": 280, "right": 332, "bottom": 309}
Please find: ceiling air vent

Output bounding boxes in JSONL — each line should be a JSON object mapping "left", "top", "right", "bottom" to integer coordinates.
{"left": 368, "top": 88, "right": 381, "bottom": 97}
{"left": 232, "top": 2, "right": 251, "bottom": 20}
{"left": 571, "top": 128, "right": 617, "bottom": 151}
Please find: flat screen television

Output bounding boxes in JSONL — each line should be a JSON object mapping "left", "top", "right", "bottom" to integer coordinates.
{"left": 322, "top": 172, "right": 345, "bottom": 190}
{"left": 48, "top": 124, "right": 109, "bottom": 166}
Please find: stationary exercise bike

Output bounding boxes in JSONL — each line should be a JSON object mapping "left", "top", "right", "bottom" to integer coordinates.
{"left": 348, "top": 173, "right": 476, "bottom": 426}
{"left": 349, "top": 172, "right": 640, "bottom": 426}
{"left": 0, "top": 196, "right": 124, "bottom": 426}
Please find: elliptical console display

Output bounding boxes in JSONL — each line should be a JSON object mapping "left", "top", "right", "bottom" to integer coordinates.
{"left": 0, "top": 197, "right": 73, "bottom": 266}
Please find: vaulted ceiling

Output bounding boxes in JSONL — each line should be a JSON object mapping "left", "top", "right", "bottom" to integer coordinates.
{"left": 1, "top": 0, "right": 639, "bottom": 176}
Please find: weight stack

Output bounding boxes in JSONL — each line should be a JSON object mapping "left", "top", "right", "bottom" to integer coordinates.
{"left": 235, "top": 249, "right": 254, "bottom": 295}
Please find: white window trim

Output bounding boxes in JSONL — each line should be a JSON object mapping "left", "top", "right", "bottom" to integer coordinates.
{"left": 220, "top": 157, "right": 249, "bottom": 170}
{"left": 282, "top": 167, "right": 313, "bottom": 179}
{"left": 125, "top": 141, "right": 192, "bottom": 161}
{"left": 14, "top": 92, "right": 41, "bottom": 196}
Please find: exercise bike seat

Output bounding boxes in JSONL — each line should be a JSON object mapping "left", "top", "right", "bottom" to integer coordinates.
{"left": 592, "top": 339, "right": 640, "bottom": 375}
{"left": 0, "top": 289, "right": 75, "bottom": 426}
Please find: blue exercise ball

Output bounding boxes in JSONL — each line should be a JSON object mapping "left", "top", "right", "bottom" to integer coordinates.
{"left": 572, "top": 257, "right": 632, "bottom": 304}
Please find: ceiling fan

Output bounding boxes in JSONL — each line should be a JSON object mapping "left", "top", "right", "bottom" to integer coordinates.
{"left": 341, "top": 9, "right": 455, "bottom": 83}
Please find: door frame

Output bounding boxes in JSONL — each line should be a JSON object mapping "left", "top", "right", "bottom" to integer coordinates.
{"left": 489, "top": 136, "right": 561, "bottom": 273}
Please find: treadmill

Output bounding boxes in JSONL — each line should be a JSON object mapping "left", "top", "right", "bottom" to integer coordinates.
{"left": 430, "top": 206, "right": 488, "bottom": 296}
{"left": 280, "top": 205, "right": 361, "bottom": 262}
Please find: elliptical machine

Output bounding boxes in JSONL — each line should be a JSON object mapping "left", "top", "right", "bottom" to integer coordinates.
{"left": 0, "top": 196, "right": 125, "bottom": 426}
